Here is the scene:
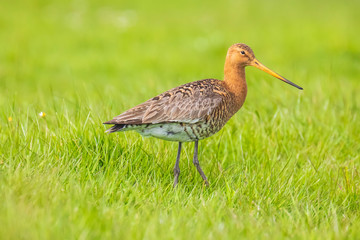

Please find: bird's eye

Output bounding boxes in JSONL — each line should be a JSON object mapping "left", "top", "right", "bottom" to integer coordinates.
{"left": 240, "top": 51, "right": 245, "bottom": 55}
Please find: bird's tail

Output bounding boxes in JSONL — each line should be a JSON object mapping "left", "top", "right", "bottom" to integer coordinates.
{"left": 104, "top": 124, "right": 126, "bottom": 133}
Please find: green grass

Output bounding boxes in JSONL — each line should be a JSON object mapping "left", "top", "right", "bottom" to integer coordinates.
{"left": 1, "top": 0, "right": 360, "bottom": 239}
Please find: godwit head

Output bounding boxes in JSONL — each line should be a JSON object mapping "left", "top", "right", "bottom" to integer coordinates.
{"left": 225, "top": 43, "right": 303, "bottom": 90}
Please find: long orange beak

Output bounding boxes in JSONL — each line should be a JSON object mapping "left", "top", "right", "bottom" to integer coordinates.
{"left": 251, "top": 59, "right": 303, "bottom": 90}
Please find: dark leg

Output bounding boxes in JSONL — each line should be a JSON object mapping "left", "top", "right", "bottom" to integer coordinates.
{"left": 193, "top": 141, "right": 209, "bottom": 186}
{"left": 173, "top": 142, "right": 182, "bottom": 188}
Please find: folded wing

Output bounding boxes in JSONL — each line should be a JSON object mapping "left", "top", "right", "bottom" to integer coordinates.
{"left": 104, "top": 80, "right": 225, "bottom": 125}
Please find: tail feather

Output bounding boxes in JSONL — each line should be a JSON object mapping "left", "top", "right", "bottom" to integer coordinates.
{"left": 105, "top": 124, "right": 126, "bottom": 133}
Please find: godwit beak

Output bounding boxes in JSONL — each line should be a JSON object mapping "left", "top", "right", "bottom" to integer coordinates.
{"left": 251, "top": 59, "right": 303, "bottom": 90}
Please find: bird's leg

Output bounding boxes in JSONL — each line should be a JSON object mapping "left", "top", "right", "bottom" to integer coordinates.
{"left": 193, "top": 141, "right": 209, "bottom": 186}
{"left": 173, "top": 142, "right": 182, "bottom": 188}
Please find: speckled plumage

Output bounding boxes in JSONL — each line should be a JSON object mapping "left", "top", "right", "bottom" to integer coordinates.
{"left": 104, "top": 79, "right": 238, "bottom": 142}
{"left": 104, "top": 43, "right": 303, "bottom": 187}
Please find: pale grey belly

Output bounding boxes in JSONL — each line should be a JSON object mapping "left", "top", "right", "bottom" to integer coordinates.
{"left": 124, "top": 122, "right": 221, "bottom": 142}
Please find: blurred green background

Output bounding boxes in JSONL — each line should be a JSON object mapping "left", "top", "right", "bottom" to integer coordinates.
{"left": 1, "top": 0, "right": 359, "bottom": 107}
{"left": 1, "top": 0, "right": 360, "bottom": 239}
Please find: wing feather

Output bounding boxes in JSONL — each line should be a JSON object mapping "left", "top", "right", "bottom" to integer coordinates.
{"left": 104, "top": 79, "right": 226, "bottom": 125}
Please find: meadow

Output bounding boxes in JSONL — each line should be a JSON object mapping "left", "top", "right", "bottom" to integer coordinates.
{"left": 1, "top": 0, "right": 360, "bottom": 239}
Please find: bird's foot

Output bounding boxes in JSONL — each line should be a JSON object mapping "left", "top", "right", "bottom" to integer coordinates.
{"left": 203, "top": 179, "right": 209, "bottom": 187}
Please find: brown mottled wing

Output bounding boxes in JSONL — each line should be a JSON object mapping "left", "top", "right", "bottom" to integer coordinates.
{"left": 104, "top": 79, "right": 225, "bottom": 125}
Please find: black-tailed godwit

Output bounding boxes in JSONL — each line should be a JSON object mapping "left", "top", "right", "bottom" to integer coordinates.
{"left": 104, "top": 43, "right": 303, "bottom": 187}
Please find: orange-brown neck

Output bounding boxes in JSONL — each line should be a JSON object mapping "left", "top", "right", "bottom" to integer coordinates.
{"left": 224, "top": 59, "right": 248, "bottom": 109}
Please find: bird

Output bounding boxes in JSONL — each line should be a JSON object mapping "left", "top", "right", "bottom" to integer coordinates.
{"left": 104, "top": 43, "right": 303, "bottom": 187}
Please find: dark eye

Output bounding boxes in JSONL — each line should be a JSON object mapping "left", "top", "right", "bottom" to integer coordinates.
{"left": 240, "top": 51, "right": 245, "bottom": 55}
